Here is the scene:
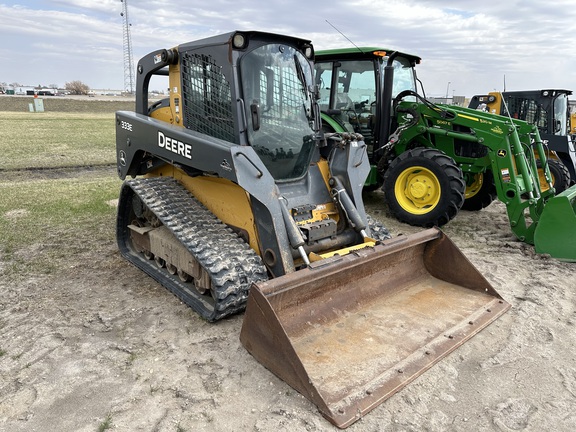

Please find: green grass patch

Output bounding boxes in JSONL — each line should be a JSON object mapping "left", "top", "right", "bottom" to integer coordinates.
{"left": 0, "top": 174, "right": 122, "bottom": 278}
{"left": 0, "top": 112, "right": 117, "bottom": 170}
{"left": 0, "top": 110, "right": 125, "bottom": 279}
{"left": 97, "top": 413, "right": 114, "bottom": 432}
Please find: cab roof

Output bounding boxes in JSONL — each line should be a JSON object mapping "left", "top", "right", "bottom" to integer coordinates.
{"left": 315, "top": 47, "right": 421, "bottom": 65}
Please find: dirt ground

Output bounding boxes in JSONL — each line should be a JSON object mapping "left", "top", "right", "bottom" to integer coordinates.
{"left": 1, "top": 187, "right": 576, "bottom": 432}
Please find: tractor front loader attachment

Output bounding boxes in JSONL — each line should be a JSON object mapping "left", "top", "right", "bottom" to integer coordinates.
{"left": 534, "top": 185, "right": 576, "bottom": 261}
{"left": 240, "top": 228, "right": 510, "bottom": 428}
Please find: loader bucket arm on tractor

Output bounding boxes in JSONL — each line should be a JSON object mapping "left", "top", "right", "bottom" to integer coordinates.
{"left": 469, "top": 89, "right": 576, "bottom": 184}
{"left": 389, "top": 93, "right": 576, "bottom": 260}
{"left": 115, "top": 31, "right": 513, "bottom": 428}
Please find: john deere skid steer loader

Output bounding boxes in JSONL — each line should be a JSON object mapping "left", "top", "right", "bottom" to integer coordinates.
{"left": 315, "top": 48, "right": 576, "bottom": 261}
{"left": 115, "top": 31, "right": 510, "bottom": 427}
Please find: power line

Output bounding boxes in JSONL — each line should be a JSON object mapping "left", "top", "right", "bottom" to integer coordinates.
{"left": 120, "top": 0, "right": 134, "bottom": 94}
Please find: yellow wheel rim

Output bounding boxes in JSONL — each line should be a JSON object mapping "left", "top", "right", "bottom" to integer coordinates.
{"left": 395, "top": 166, "right": 441, "bottom": 214}
{"left": 465, "top": 173, "right": 484, "bottom": 199}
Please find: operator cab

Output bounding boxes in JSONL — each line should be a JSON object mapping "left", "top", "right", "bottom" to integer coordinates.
{"left": 314, "top": 48, "right": 421, "bottom": 154}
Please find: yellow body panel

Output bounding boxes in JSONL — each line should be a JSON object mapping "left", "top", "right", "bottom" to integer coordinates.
{"left": 486, "top": 92, "right": 503, "bottom": 115}
{"left": 149, "top": 106, "right": 173, "bottom": 123}
{"left": 149, "top": 61, "right": 184, "bottom": 126}
{"left": 316, "top": 158, "right": 332, "bottom": 190}
{"left": 303, "top": 159, "right": 340, "bottom": 224}
{"left": 308, "top": 240, "right": 377, "bottom": 262}
{"left": 169, "top": 61, "right": 184, "bottom": 126}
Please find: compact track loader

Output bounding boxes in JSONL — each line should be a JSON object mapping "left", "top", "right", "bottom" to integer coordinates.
{"left": 315, "top": 48, "right": 576, "bottom": 261}
{"left": 115, "top": 31, "right": 510, "bottom": 427}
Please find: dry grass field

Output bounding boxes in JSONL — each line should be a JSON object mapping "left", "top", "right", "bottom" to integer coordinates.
{"left": 0, "top": 95, "right": 135, "bottom": 113}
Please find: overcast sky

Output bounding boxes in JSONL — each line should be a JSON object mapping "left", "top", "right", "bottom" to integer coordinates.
{"left": 1, "top": 0, "right": 575, "bottom": 97}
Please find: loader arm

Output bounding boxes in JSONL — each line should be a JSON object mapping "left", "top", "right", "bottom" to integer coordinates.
{"left": 391, "top": 101, "right": 561, "bottom": 245}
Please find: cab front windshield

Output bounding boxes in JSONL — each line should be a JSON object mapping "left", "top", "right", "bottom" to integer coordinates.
{"left": 389, "top": 56, "right": 418, "bottom": 98}
{"left": 240, "top": 44, "right": 317, "bottom": 181}
{"left": 315, "top": 56, "right": 416, "bottom": 114}
{"left": 314, "top": 55, "right": 416, "bottom": 150}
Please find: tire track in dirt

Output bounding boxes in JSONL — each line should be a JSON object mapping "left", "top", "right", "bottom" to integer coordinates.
{"left": 0, "top": 164, "right": 116, "bottom": 181}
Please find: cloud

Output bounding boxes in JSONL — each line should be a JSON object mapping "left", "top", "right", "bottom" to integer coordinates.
{"left": 1, "top": 0, "right": 576, "bottom": 96}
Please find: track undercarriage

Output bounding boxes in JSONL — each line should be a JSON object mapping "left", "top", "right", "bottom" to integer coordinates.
{"left": 116, "top": 176, "right": 268, "bottom": 321}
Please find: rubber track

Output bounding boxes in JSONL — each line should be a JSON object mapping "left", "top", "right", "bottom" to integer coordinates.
{"left": 122, "top": 177, "right": 268, "bottom": 322}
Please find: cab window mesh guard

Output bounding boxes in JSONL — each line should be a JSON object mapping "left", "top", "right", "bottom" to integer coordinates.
{"left": 181, "top": 52, "right": 235, "bottom": 142}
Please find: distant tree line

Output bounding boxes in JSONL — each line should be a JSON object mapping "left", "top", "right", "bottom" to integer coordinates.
{"left": 0, "top": 80, "right": 91, "bottom": 95}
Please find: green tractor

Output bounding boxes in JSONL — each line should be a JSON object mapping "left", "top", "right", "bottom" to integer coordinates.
{"left": 314, "top": 48, "right": 576, "bottom": 261}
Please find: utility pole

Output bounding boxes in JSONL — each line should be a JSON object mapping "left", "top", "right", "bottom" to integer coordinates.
{"left": 120, "top": 0, "right": 134, "bottom": 94}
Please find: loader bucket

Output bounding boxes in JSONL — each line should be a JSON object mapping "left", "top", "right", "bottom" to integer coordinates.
{"left": 534, "top": 185, "right": 576, "bottom": 261}
{"left": 240, "top": 228, "right": 510, "bottom": 428}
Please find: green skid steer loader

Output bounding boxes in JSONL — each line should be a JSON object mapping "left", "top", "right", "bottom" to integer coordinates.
{"left": 314, "top": 48, "right": 576, "bottom": 261}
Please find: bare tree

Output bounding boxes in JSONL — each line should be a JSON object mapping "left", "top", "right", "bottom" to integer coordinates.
{"left": 65, "top": 80, "right": 90, "bottom": 95}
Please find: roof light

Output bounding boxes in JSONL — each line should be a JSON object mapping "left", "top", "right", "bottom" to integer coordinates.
{"left": 372, "top": 51, "right": 387, "bottom": 57}
{"left": 232, "top": 33, "right": 247, "bottom": 49}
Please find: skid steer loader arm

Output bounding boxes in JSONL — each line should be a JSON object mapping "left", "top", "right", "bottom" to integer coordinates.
{"left": 240, "top": 228, "right": 510, "bottom": 428}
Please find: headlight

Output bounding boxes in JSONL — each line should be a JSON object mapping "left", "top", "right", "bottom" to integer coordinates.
{"left": 233, "top": 33, "right": 247, "bottom": 49}
{"left": 303, "top": 45, "right": 314, "bottom": 60}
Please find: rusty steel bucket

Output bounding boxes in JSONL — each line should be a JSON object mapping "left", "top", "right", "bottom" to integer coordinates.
{"left": 240, "top": 228, "right": 510, "bottom": 428}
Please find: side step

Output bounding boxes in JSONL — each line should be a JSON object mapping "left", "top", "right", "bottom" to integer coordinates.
{"left": 240, "top": 228, "right": 510, "bottom": 428}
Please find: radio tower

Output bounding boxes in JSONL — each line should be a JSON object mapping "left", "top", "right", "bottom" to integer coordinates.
{"left": 120, "top": 0, "right": 134, "bottom": 94}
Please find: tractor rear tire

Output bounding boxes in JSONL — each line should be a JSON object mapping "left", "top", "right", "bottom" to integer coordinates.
{"left": 462, "top": 171, "right": 497, "bottom": 211}
{"left": 383, "top": 147, "right": 465, "bottom": 227}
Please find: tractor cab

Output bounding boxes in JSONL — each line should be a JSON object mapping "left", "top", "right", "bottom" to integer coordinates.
{"left": 314, "top": 48, "right": 421, "bottom": 184}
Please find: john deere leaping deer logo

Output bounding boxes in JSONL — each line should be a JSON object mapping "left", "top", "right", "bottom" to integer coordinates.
{"left": 497, "top": 149, "right": 507, "bottom": 158}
